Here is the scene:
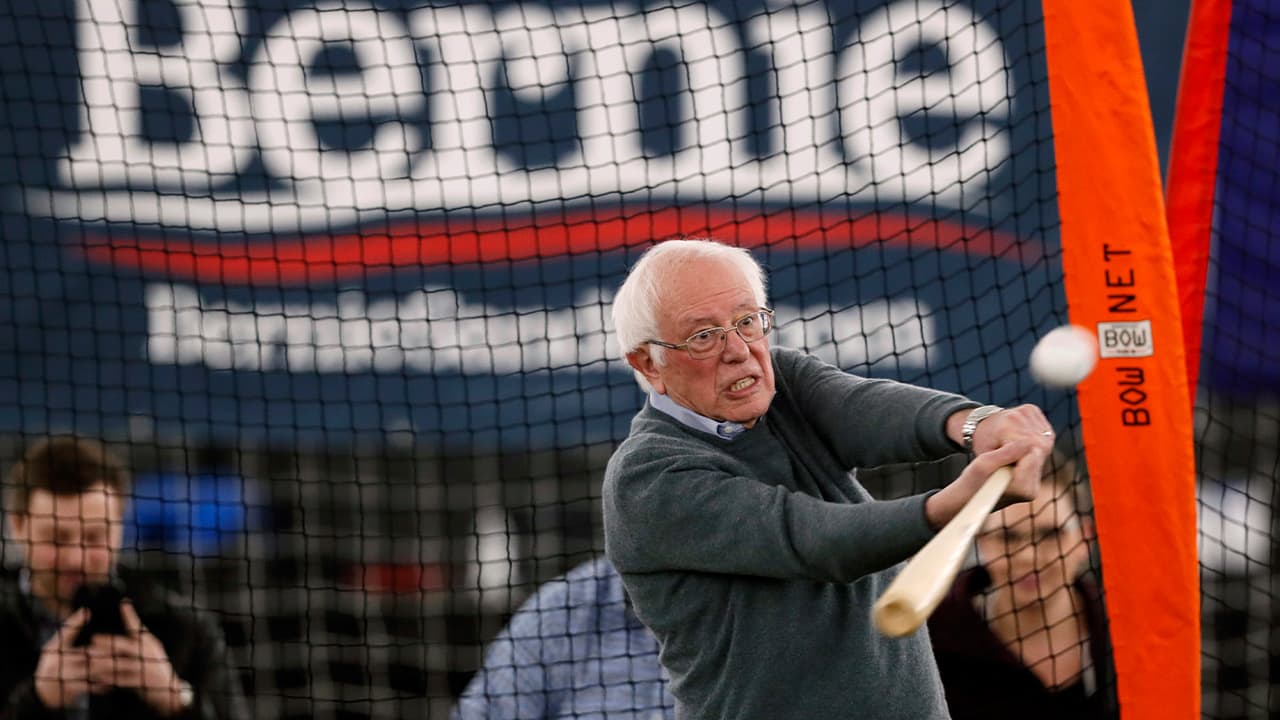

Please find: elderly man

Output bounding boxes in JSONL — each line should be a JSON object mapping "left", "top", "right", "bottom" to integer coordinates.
{"left": 602, "top": 239, "right": 1054, "bottom": 719}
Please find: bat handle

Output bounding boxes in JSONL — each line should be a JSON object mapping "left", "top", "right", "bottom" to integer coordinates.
{"left": 872, "top": 466, "right": 1014, "bottom": 637}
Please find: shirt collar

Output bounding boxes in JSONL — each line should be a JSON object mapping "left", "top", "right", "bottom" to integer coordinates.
{"left": 648, "top": 391, "right": 750, "bottom": 440}
{"left": 18, "top": 569, "right": 60, "bottom": 636}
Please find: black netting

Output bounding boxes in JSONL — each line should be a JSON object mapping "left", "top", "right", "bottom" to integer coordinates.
{"left": 0, "top": 0, "right": 1216, "bottom": 717}
{"left": 1194, "top": 1, "right": 1280, "bottom": 716}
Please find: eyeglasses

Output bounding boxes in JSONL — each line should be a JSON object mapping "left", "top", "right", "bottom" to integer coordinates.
{"left": 646, "top": 309, "right": 775, "bottom": 359}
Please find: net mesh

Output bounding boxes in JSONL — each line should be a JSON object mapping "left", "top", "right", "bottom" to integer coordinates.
{"left": 1195, "top": 1, "right": 1280, "bottom": 715}
{"left": 0, "top": 0, "right": 1222, "bottom": 717}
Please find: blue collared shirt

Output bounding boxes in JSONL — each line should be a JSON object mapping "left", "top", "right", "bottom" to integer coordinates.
{"left": 454, "top": 557, "right": 674, "bottom": 720}
{"left": 647, "top": 392, "right": 750, "bottom": 440}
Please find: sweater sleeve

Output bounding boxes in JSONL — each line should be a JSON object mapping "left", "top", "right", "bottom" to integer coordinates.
{"left": 603, "top": 438, "right": 937, "bottom": 584}
{"left": 771, "top": 347, "right": 977, "bottom": 467}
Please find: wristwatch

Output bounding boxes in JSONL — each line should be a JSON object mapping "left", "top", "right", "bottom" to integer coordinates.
{"left": 961, "top": 405, "right": 1003, "bottom": 454}
{"left": 176, "top": 680, "right": 195, "bottom": 711}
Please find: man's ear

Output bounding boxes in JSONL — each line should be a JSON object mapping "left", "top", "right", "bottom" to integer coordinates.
{"left": 626, "top": 348, "right": 666, "bottom": 394}
{"left": 7, "top": 512, "right": 26, "bottom": 543}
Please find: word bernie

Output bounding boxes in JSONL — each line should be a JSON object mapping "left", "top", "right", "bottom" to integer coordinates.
{"left": 33, "top": 0, "right": 1014, "bottom": 232}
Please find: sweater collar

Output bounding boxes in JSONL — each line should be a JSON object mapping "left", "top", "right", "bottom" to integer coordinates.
{"left": 648, "top": 391, "right": 749, "bottom": 440}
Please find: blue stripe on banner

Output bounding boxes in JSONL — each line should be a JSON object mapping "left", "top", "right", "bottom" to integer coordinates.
{"left": 1207, "top": 0, "right": 1280, "bottom": 395}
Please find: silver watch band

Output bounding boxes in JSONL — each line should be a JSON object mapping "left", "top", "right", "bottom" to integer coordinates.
{"left": 961, "top": 405, "right": 1003, "bottom": 453}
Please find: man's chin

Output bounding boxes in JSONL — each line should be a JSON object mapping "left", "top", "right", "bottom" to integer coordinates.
{"left": 56, "top": 585, "right": 81, "bottom": 605}
{"left": 46, "top": 576, "right": 98, "bottom": 605}
{"left": 721, "top": 400, "right": 772, "bottom": 426}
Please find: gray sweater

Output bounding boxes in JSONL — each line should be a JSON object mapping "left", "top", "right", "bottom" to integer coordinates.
{"left": 603, "top": 347, "right": 978, "bottom": 719}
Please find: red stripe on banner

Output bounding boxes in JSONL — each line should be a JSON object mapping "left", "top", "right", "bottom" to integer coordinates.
{"left": 1043, "top": 2, "right": 1200, "bottom": 719}
{"left": 78, "top": 208, "right": 1032, "bottom": 285}
{"left": 1166, "top": 0, "right": 1233, "bottom": 400}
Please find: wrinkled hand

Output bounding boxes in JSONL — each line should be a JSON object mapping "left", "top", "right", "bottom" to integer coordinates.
{"left": 85, "top": 601, "right": 187, "bottom": 715}
{"left": 966, "top": 403, "right": 1055, "bottom": 505}
{"left": 927, "top": 439, "right": 1046, "bottom": 529}
{"left": 34, "top": 608, "right": 92, "bottom": 709}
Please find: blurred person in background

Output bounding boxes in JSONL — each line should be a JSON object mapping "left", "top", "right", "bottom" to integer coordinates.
{"left": 928, "top": 451, "right": 1117, "bottom": 719}
{"left": 0, "top": 436, "right": 248, "bottom": 718}
{"left": 454, "top": 555, "right": 674, "bottom": 720}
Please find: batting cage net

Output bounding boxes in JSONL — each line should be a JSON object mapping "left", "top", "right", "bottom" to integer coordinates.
{"left": 1187, "top": 1, "right": 1280, "bottom": 716}
{"left": 0, "top": 0, "right": 1225, "bottom": 718}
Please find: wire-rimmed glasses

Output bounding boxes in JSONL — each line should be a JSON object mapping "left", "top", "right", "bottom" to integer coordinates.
{"left": 645, "top": 309, "right": 775, "bottom": 359}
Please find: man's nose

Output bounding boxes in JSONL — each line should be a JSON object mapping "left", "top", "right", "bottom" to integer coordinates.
{"left": 1009, "top": 540, "right": 1037, "bottom": 565}
{"left": 56, "top": 543, "right": 109, "bottom": 569}
{"left": 720, "top": 329, "right": 751, "bottom": 361}
{"left": 56, "top": 544, "right": 86, "bottom": 571}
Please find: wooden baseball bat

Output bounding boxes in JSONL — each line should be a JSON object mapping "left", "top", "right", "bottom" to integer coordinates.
{"left": 872, "top": 466, "right": 1014, "bottom": 637}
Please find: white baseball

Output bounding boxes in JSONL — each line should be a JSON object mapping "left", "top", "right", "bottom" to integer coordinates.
{"left": 1029, "top": 325, "right": 1098, "bottom": 388}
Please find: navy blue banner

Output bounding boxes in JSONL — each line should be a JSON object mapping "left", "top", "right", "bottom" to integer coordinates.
{"left": 0, "top": 0, "right": 1153, "bottom": 447}
{"left": 1203, "top": 0, "right": 1280, "bottom": 397}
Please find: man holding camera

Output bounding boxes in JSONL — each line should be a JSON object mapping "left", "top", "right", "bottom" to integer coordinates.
{"left": 0, "top": 436, "right": 248, "bottom": 718}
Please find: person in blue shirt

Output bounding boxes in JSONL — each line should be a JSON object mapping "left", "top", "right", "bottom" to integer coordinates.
{"left": 454, "top": 556, "right": 674, "bottom": 720}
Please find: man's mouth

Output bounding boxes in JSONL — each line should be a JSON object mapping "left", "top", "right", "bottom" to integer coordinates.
{"left": 57, "top": 573, "right": 86, "bottom": 590}
{"left": 1015, "top": 573, "right": 1041, "bottom": 590}
{"left": 729, "top": 377, "right": 756, "bottom": 392}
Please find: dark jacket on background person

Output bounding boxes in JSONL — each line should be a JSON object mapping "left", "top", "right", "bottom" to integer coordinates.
{"left": 0, "top": 567, "right": 248, "bottom": 720}
{"left": 928, "top": 567, "right": 1119, "bottom": 720}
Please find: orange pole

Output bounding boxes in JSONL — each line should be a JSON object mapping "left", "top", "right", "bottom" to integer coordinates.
{"left": 1165, "top": 0, "right": 1233, "bottom": 399}
{"left": 1042, "top": 2, "right": 1200, "bottom": 718}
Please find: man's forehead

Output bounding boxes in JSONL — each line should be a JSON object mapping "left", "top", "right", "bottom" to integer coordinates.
{"left": 24, "top": 485, "right": 120, "bottom": 519}
{"left": 674, "top": 299, "right": 759, "bottom": 327}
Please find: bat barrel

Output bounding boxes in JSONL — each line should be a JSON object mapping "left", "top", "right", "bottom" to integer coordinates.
{"left": 871, "top": 467, "right": 1014, "bottom": 637}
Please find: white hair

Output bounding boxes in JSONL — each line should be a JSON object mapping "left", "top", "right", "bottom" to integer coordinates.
{"left": 612, "top": 238, "right": 769, "bottom": 391}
